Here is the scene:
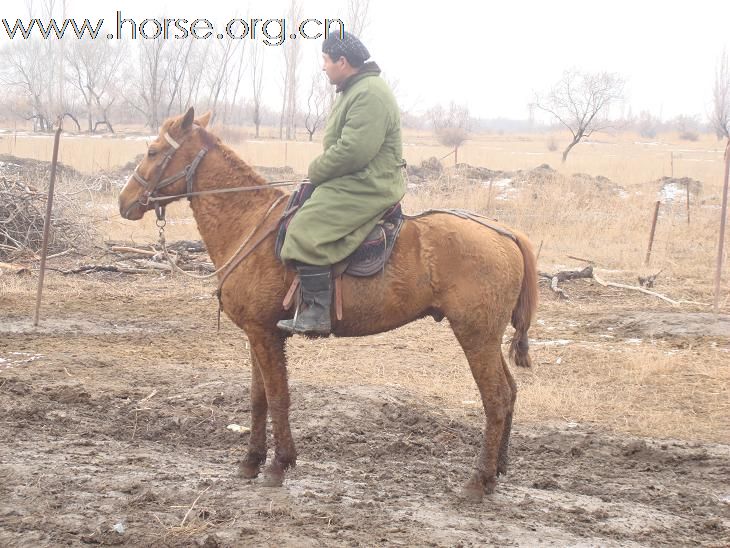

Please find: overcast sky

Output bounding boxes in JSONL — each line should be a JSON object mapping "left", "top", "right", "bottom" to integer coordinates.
{"left": 3, "top": 0, "right": 729, "bottom": 121}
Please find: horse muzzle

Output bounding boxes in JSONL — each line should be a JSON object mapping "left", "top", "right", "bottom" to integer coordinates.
{"left": 119, "top": 197, "right": 146, "bottom": 220}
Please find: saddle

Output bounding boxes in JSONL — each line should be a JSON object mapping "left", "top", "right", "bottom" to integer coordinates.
{"left": 274, "top": 183, "right": 404, "bottom": 321}
{"left": 274, "top": 183, "right": 404, "bottom": 277}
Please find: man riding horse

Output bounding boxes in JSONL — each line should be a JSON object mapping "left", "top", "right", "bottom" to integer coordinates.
{"left": 277, "top": 31, "right": 406, "bottom": 336}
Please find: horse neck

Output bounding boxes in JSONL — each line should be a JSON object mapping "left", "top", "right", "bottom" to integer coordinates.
{"left": 187, "top": 144, "right": 284, "bottom": 267}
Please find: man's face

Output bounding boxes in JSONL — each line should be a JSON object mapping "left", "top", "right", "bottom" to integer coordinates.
{"left": 322, "top": 53, "right": 347, "bottom": 86}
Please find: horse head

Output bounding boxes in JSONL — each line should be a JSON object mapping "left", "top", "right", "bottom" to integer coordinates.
{"left": 119, "top": 107, "right": 214, "bottom": 220}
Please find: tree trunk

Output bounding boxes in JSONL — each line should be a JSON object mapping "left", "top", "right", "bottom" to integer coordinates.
{"left": 562, "top": 137, "right": 581, "bottom": 163}
{"left": 94, "top": 120, "right": 114, "bottom": 133}
{"left": 62, "top": 112, "right": 81, "bottom": 132}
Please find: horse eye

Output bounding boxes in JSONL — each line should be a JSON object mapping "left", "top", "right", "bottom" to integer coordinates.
{"left": 148, "top": 148, "right": 158, "bottom": 157}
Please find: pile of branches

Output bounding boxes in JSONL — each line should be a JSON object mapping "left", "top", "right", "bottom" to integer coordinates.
{"left": 0, "top": 176, "right": 94, "bottom": 260}
{"left": 61, "top": 240, "right": 214, "bottom": 275}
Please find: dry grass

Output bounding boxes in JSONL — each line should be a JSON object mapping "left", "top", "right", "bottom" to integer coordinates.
{"left": 514, "top": 343, "right": 730, "bottom": 442}
{"left": 285, "top": 316, "right": 729, "bottom": 444}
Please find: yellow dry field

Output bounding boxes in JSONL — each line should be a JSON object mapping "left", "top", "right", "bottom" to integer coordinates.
{"left": 1, "top": 125, "right": 725, "bottom": 184}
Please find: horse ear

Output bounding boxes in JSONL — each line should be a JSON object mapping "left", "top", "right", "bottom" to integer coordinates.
{"left": 181, "top": 107, "right": 195, "bottom": 130}
{"left": 196, "top": 111, "right": 212, "bottom": 128}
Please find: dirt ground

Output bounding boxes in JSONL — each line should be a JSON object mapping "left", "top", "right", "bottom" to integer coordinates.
{"left": 1, "top": 263, "right": 729, "bottom": 547}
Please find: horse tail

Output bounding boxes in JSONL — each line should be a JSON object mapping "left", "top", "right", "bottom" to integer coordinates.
{"left": 509, "top": 232, "right": 538, "bottom": 368}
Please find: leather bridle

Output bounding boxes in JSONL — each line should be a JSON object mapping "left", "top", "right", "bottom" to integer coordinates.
{"left": 122, "top": 129, "right": 209, "bottom": 220}
{"left": 122, "top": 128, "right": 305, "bottom": 221}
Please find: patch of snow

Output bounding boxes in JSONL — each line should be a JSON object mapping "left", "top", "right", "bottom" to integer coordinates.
{"left": 532, "top": 339, "right": 572, "bottom": 347}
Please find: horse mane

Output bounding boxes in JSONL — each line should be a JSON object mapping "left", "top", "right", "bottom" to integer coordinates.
{"left": 197, "top": 125, "right": 269, "bottom": 187}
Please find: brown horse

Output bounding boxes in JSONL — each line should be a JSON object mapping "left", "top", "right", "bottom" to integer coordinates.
{"left": 118, "top": 107, "right": 538, "bottom": 500}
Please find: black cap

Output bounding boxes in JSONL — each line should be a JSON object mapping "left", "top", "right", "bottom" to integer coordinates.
{"left": 322, "top": 31, "right": 370, "bottom": 67}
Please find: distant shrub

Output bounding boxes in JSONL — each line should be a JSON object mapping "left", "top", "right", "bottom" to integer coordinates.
{"left": 679, "top": 131, "right": 699, "bottom": 141}
{"left": 638, "top": 111, "right": 659, "bottom": 138}
{"left": 674, "top": 115, "right": 700, "bottom": 142}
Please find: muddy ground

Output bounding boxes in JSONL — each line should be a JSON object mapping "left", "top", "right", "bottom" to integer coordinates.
{"left": 1, "top": 266, "right": 729, "bottom": 547}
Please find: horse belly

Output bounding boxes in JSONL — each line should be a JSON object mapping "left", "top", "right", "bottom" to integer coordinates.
{"left": 332, "top": 266, "right": 435, "bottom": 337}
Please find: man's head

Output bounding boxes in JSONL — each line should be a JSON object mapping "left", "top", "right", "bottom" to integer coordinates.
{"left": 321, "top": 31, "right": 370, "bottom": 86}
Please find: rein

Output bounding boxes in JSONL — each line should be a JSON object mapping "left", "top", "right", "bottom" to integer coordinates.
{"left": 146, "top": 179, "right": 303, "bottom": 203}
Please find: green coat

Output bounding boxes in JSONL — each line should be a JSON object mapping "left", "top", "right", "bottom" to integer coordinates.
{"left": 279, "top": 63, "right": 406, "bottom": 266}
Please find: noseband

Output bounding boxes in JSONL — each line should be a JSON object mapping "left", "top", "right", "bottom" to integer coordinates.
{"left": 124, "top": 130, "right": 209, "bottom": 219}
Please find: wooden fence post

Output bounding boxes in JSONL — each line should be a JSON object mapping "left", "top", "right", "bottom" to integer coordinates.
{"left": 714, "top": 141, "right": 730, "bottom": 313}
{"left": 33, "top": 121, "right": 63, "bottom": 327}
{"left": 645, "top": 200, "right": 661, "bottom": 266}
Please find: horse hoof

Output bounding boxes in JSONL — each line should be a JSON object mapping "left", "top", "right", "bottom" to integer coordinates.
{"left": 496, "top": 461, "right": 508, "bottom": 477}
{"left": 260, "top": 474, "right": 284, "bottom": 487}
{"left": 260, "top": 468, "right": 284, "bottom": 487}
{"left": 458, "top": 485, "right": 484, "bottom": 502}
{"left": 238, "top": 462, "right": 261, "bottom": 479}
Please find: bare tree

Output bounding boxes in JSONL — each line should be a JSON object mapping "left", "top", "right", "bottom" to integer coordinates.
{"left": 58, "top": 0, "right": 67, "bottom": 113}
{"left": 250, "top": 41, "right": 265, "bottom": 138}
{"left": 122, "top": 37, "right": 198, "bottom": 131}
{"left": 162, "top": 40, "right": 196, "bottom": 122}
{"left": 177, "top": 42, "right": 210, "bottom": 114}
{"left": 304, "top": 71, "right": 329, "bottom": 141}
{"left": 428, "top": 102, "right": 471, "bottom": 165}
{"left": 223, "top": 35, "right": 248, "bottom": 126}
{"left": 123, "top": 39, "right": 169, "bottom": 130}
{"left": 346, "top": 0, "right": 370, "bottom": 37}
{"left": 536, "top": 69, "right": 625, "bottom": 162}
{"left": 40, "top": 0, "right": 60, "bottom": 127}
{"left": 205, "top": 37, "right": 246, "bottom": 128}
{"left": 0, "top": 39, "right": 53, "bottom": 131}
{"left": 711, "top": 49, "right": 730, "bottom": 141}
{"left": 280, "top": 0, "right": 302, "bottom": 140}
{"left": 0, "top": 0, "right": 63, "bottom": 131}
{"left": 65, "top": 40, "right": 124, "bottom": 132}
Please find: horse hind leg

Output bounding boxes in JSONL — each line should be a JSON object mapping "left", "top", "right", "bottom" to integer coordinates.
{"left": 239, "top": 351, "right": 268, "bottom": 479}
{"left": 451, "top": 323, "right": 511, "bottom": 501}
{"left": 497, "top": 354, "right": 517, "bottom": 477}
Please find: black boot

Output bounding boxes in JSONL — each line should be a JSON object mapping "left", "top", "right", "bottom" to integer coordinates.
{"left": 277, "top": 265, "right": 332, "bottom": 335}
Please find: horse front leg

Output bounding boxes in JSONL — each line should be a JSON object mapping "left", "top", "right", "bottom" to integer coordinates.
{"left": 247, "top": 328, "right": 296, "bottom": 487}
{"left": 239, "top": 351, "right": 268, "bottom": 479}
